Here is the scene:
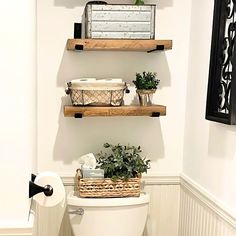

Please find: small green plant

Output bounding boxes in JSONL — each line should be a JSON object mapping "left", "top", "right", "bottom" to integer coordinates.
{"left": 133, "top": 71, "right": 160, "bottom": 90}
{"left": 96, "top": 143, "right": 150, "bottom": 180}
{"left": 135, "top": 0, "right": 144, "bottom": 5}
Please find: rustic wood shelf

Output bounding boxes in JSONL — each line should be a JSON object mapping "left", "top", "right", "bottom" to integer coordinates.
{"left": 66, "top": 39, "right": 172, "bottom": 52}
{"left": 64, "top": 105, "right": 166, "bottom": 118}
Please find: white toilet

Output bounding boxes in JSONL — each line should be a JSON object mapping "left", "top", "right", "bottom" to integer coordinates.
{"left": 67, "top": 191, "right": 150, "bottom": 236}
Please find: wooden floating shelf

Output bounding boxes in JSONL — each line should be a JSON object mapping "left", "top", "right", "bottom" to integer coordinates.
{"left": 66, "top": 39, "right": 172, "bottom": 52}
{"left": 64, "top": 105, "right": 166, "bottom": 118}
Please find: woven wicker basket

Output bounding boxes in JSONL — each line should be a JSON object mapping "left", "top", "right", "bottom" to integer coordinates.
{"left": 65, "top": 79, "right": 127, "bottom": 107}
{"left": 76, "top": 173, "right": 141, "bottom": 198}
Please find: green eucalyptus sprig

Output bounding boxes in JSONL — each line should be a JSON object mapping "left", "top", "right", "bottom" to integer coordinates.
{"left": 133, "top": 71, "right": 160, "bottom": 90}
{"left": 96, "top": 143, "right": 150, "bottom": 180}
{"left": 135, "top": 0, "right": 145, "bottom": 5}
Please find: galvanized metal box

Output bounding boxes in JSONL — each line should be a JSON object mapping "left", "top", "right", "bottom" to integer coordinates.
{"left": 85, "top": 4, "right": 156, "bottom": 39}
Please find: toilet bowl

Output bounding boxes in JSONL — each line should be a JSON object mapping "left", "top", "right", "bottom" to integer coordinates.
{"left": 67, "top": 191, "right": 150, "bottom": 236}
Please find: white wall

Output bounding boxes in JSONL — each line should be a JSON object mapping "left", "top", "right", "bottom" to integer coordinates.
{"left": 183, "top": 0, "right": 236, "bottom": 217}
{"left": 1, "top": 0, "right": 236, "bottom": 233}
{"left": 0, "top": 0, "right": 36, "bottom": 226}
{"left": 2, "top": 0, "right": 236, "bottom": 231}
{"left": 37, "top": 0, "right": 191, "bottom": 176}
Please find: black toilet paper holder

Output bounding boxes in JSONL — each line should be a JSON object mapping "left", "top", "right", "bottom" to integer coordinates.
{"left": 29, "top": 173, "right": 53, "bottom": 198}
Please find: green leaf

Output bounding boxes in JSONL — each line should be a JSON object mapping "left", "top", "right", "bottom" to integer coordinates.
{"left": 133, "top": 71, "right": 159, "bottom": 89}
{"left": 96, "top": 143, "right": 151, "bottom": 179}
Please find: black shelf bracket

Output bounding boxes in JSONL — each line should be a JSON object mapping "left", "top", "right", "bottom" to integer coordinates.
{"left": 75, "top": 44, "right": 84, "bottom": 51}
{"left": 74, "top": 113, "right": 83, "bottom": 118}
{"left": 147, "top": 45, "right": 165, "bottom": 53}
{"left": 31, "top": 174, "right": 36, "bottom": 182}
{"left": 151, "top": 112, "right": 160, "bottom": 117}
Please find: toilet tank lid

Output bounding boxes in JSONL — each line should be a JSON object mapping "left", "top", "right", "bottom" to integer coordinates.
{"left": 67, "top": 191, "right": 150, "bottom": 207}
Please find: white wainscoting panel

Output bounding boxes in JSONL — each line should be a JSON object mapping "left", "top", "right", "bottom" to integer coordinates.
{"left": 144, "top": 184, "right": 180, "bottom": 236}
{"left": 179, "top": 175, "right": 236, "bottom": 236}
{"left": 32, "top": 174, "right": 236, "bottom": 236}
{"left": 34, "top": 174, "right": 180, "bottom": 236}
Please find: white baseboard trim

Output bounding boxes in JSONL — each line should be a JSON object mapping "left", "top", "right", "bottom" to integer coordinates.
{"left": 0, "top": 211, "right": 34, "bottom": 236}
{"left": 180, "top": 173, "right": 236, "bottom": 229}
{"left": 0, "top": 226, "right": 32, "bottom": 236}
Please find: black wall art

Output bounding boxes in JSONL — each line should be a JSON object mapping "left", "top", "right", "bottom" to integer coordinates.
{"left": 206, "top": 0, "right": 236, "bottom": 125}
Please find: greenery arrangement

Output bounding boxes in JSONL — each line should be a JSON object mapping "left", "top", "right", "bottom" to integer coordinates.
{"left": 135, "top": 0, "right": 145, "bottom": 5}
{"left": 133, "top": 71, "right": 160, "bottom": 90}
{"left": 96, "top": 143, "right": 150, "bottom": 180}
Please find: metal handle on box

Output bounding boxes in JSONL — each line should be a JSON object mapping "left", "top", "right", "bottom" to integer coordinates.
{"left": 125, "top": 83, "right": 130, "bottom": 93}
{"left": 65, "top": 82, "right": 72, "bottom": 95}
{"left": 86, "top": 1, "right": 107, "bottom": 5}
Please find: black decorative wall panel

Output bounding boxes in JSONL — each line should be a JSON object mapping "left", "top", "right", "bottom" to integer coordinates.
{"left": 206, "top": 0, "right": 236, "bottom": 124}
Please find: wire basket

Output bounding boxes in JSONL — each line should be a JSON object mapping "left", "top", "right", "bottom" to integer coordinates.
{"left": 76, "top": 171, "right": 141, "bottom": 198}
{"left": 65, "top": 79, "right": 128, "bottom": 106}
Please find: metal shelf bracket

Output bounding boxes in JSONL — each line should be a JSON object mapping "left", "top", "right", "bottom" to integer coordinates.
{"left": 147, "top": 45, "right": 165, "bottom": 53}
{"left": 74, "top": 113, "right": 83, "bottom": 118}
{"left": 151, "top": 112, "right": 160, "bottom": 117}
{"left": 75, "top": 44, "right": 84, "bottom": 51}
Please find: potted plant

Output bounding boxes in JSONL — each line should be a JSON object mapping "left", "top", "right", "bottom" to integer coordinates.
{"left": 96, "top": 143, "right": 150, "bottom": 180}
{"left": 76, "top": 143, "right": 150, "bottom": 198}
{"left": 133, "top": 71, "right": 160, "bottom": 106}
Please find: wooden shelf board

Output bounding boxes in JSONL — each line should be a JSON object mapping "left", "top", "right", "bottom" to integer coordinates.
{"left": 64, "top": 105, "right": 166, "bottom": 117}
{"left": 66, "top": 39, "right": 172, "bottom": 52}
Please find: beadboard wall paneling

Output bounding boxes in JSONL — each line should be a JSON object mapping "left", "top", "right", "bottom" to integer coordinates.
{"left": 144, "top": 184, "right": 180, "bottom": 236}
{"left": 179, "top": 175, "right": 236, "bottom": 236}
{"left": 34, "top": 175, "right": 180, "bottom": 236}
{"left": 32, "top": 174, "right": 236, "bottom": 236}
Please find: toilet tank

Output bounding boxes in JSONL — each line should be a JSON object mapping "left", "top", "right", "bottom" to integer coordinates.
{"left": 67, "top": 191, "right": 150, "bottom": 236}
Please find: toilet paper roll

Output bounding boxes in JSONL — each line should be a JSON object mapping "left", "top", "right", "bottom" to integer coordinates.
{"left": 33, "top": 172, "right": 65, "bottom": 207}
